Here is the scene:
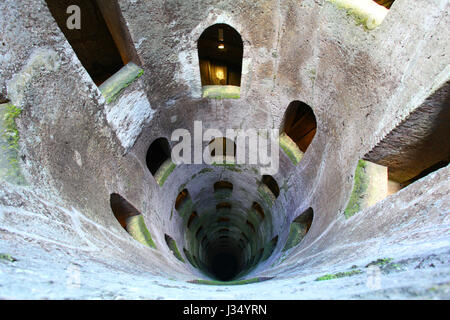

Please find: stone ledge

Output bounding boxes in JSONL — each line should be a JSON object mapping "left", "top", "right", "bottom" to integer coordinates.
{"left": 98, "top": 62, "right": 144, "bottom": 103}
{"left": 154, "top": 159, "right": 177, "bottom": 186}
{"left": 126, "top": 215, "right": 157, "bottom": 249}
{"left": 327, "top": 0, "right": 389, "bottom": 30}
{"left": 202, "top": 85, "right": 240, "bottom": 99}
{"left": 279, "top": 133, "right": 303, "bottom": 166}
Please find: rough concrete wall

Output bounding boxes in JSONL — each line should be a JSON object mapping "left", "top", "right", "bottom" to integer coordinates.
{"left": 0, "top": 0, "right": 449, "bottom": 298}
{"left": 1, "top": 166, "right": 448, "bottom": 299}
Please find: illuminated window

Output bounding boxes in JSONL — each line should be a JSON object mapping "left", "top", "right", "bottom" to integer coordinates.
{"left": 45, "top": 0, "right": 138, "bottom": 85}
{"left": 198, "top": 24, "right": 243, "bottom": 86}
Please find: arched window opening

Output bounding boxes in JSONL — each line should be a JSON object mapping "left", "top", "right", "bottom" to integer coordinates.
{"left": 198, "top": 24, "right": 243, "bottom": 99}
{"left": 110, "top": 193, "right": 156, "bottom": 248}
{"left": 293, "top": 208, "right": 313, "bottom": 231}
{"left": 255, "top": 248, "right": 264, "bottom": 262}
{"left": 246, "top": 220, "right": 256, "bottom": 233}
{"left": 45, "top": 0, "right": 139, "bottom": 85}
{"left": 283, "top": 208, "right": 313, "bottom": 251}
{"left": 175, "top": 189, "right": 193, "bottom": 218}
{"left": 175, "top": 189, "right": 190, "bottom": 211}
{"left": 146, "top": 138, "right": 171, "bottom": 176}
{"left": 216, "top": 202, "right": 232, "bottom": 210}
{"left": 183, "top": 248, "right": 198, "bottom": 269}
{"left": 214, "top": 180, "right": 233, "bottom": 200}
{"left": 195, "top": 226, "right": 204, "bottom": 240}
{"left": 252, "top": 202, "right": 265, "bottom": 221}
{"left": 214, "top": 181, "right": 234, "bottom": 192}
{"left": 110, "top": 193, "right": 140, "bottom": 228}
{"left": 217, "top": 216, "right": 230, "bottom": 223}
{"left": 164, "top": 234, "right": 185, "bottom": 262}
{"left": 261, "top": 175, "right": 280, "bottom": 198}
{"left": 262, "top": 236, "right": 278, "bottom": 261}
{"left": 373, "top": 0, "right": 395, "bottom": 9}
{"left": 208, "top": 138, "right": 236, "bottom": 158}
{"left": 282, "top": 101, "right": 317, "bottom": 153}
{"left": 187, "top": 212, "right": 198, "bottom": 229}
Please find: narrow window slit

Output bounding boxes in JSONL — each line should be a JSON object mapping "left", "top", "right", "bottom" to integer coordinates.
{"left": 187, "top": 211, "right": 198, "bottom": 229}
{"left": 252, "top": 202, "right": 265, "bottom": 221}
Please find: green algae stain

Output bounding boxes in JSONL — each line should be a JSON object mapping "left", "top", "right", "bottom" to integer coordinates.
{"left": 0, "top": 253, "right": 18, "bottom": 262}
{"left": 166, "top": 236, "right": 185, "bottom": 263}
{"left": 282, "top": 222, "right": 308, "bottom": 252}
{"left": 99, "top": 62, "right": 144, "bottom": 103}
{"left": 258, "top": 185, "right": 276, "bottom": 209}
{"left": 154, "top": 159, "right": 176, "bottom": 186}
{"left": 0, "top": 103, "right": 26, "bottom": 185}
{"left": 366, "top": 257, "right": 393, "bottom": 268}
{"left": 202, "top": 85, "right": 240, "bottom": 99}
{"left": 344, "top": 159, "right": 369, "bottom": 218}
{"left": 315, "top": 269, "right": 363, "bottom": 281}
{"left": 183, "top": 249, "right": 199, "bottom": 269}
{"left": 188, "top": 277, "right": 274, "bottom": 286}
{"left": 125, "top": 215, "right": 156, "bottom": 249}
{"left": 279, "top": 133, "right": 303, "bottom": 165}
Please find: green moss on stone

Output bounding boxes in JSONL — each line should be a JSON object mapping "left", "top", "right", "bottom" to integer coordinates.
{"left": 327, "top": 0, "right": 389, "bottom": 30}
{"left": 197, "top": 168, "right": 214, "bottom": 175}
{"left": 0, "top": 253, "right": 18, "bottom": 262}
{"left": 279, "top": 133, "right": 303, "bottom": 165}
{"left": 365, "top": 257, "right": 403, "bottom": 273}
{"left": 125, "top": 215, "right": 156, "bottom": 249}
{"left": 315, "top": 269, "right": 363, "bottom": 281}
{"left": 202, "top": 85, "right": 240, "bottom": 99}
{"left": 212, "top": 161, "right": 242, "bottom": 172}
{"left": 344, "top": 159, "right": 369, "bottom": 218}
{"left": 166, "top": 237, "right": 185, "bottom": 263}
{"left": 154, "top": 159, "right": 176, "bottom": 186}
{"left": 184, "top": 249, "right": 199, "bottom": 269}
{"left": 282, "top": 222, "right": 308, "bottom": 251}
{"left": 0, "top": 103, "right": 26, "bottom": 185}
{"left": 258, "top": 184, "right": 276, "bottom": 208}
{"left": 98, "top": 62, "right": 144, "bottom": 103}
{"left": 365, "top": 257, "right": 393, "bottom": 268}
{"left": 187, "top": 168, "right": 214, "bottom": 184}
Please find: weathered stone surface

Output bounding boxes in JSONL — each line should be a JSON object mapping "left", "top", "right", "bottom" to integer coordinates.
{"left": 99, "top": 62, "right": 144, "bottom": 103}
{"left": 0, "top": 0, "right": 448, "bottom": 299}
